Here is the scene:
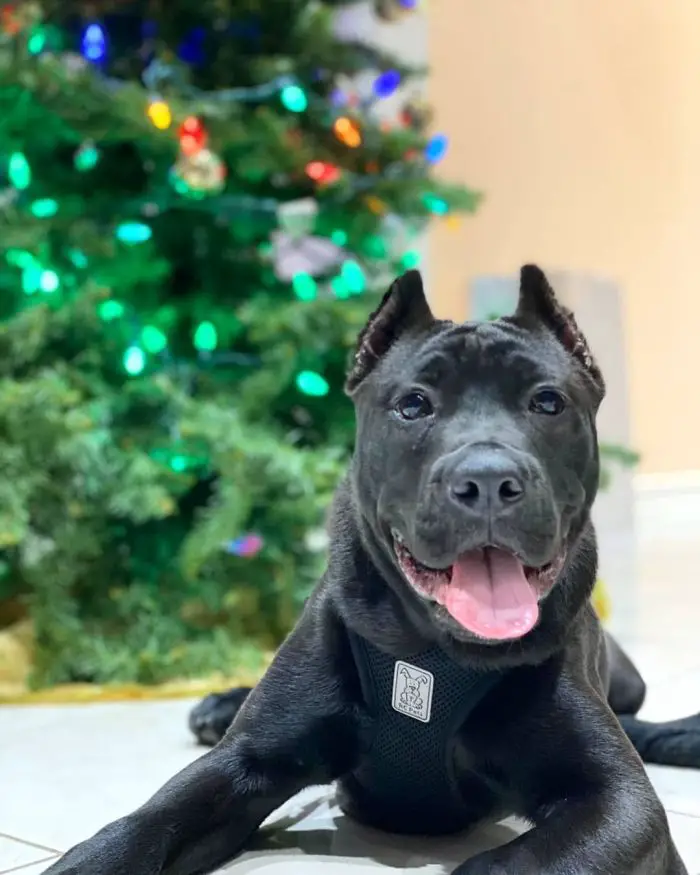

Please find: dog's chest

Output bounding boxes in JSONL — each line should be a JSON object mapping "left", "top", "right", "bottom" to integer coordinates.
{"left": 338, "top": 631, "right": 501, "bottom": 836}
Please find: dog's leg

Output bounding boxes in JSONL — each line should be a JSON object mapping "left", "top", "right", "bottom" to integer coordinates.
{"left": 453, "top": 699, "right": 687, "bottom": 875}
{"left": 189, "top": 688, "right": 252, "bottom": 747}
{"left": 44, "top": 603, "right": 366, "bottom": 875}
{"left": 606, "top": 631, "right": 647, "bottom": 715}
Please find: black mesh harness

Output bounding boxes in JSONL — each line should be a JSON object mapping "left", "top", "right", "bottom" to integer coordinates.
{"left": 338, "top": 630, "right": 503, "bottom": 836}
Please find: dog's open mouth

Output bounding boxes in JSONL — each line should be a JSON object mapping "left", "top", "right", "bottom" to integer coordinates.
{"left": 392, "top": 532, "right": 565, "bottom": 641}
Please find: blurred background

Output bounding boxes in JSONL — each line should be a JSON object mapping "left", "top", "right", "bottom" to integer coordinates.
{"left": 0, "top": 0, "right": 691, "bottom": 699}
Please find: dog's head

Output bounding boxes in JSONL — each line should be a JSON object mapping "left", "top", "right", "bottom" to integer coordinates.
{"left": 345, "top": 266, "right": 604, "bottom": 649}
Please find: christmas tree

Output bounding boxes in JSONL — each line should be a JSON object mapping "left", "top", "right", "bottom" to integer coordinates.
{"left": 0, "top": 0, "right": 479, "bottom": 688}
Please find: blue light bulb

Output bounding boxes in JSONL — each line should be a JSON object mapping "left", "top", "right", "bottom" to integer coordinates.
{"left": 81, "top": 23, "right": 106, "bottom": 63}
{"left": 373, "top": 70, "right": 401, "bottom": 99}
{"left": 425, "top": 134, "right": 449, "bottom": 164}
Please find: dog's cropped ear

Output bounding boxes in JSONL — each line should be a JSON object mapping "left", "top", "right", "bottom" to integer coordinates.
{"left": 345, "top": 270, "right": 434, "bottom": 394}
{"left": 514, "top": 264, "right": 605, "bottom": 396}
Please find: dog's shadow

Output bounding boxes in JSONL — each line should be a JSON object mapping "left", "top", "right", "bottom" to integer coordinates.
{"left": 223, "top": 787, "right": 524, "bottom": 871}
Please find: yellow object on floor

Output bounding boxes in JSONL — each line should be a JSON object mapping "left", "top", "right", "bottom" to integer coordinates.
{"left": 592, "top": 578, "right": 611, "bottom": 623}
{"left": 0, "top": 583, "right": 613, "bottom": 705}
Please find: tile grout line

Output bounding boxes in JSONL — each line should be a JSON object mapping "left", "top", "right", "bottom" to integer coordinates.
{"left": 0, "top": 836, "right": 60, "bottom": 856}
{"left": 0, "top": 854, "right": 59, "bottom": 875}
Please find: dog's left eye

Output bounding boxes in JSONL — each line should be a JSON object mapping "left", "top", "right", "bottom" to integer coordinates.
{"left": 529, "top": 388, "right": 567, "bottom": 416}
{"left": 396, "top": 391, "right": 433, "bottom": 420}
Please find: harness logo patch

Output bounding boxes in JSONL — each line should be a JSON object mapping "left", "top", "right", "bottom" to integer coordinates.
{"left": 392, "top": 660, "right": 434, "bottom": 723}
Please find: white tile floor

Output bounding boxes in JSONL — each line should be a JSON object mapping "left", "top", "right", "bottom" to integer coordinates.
{"left": 2, "top": 504, "right": 700, "bottom": 874}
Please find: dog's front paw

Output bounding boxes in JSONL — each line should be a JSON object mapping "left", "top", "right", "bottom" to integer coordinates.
{"left": 188, "top": 688, "right": 252, "bottom": 746}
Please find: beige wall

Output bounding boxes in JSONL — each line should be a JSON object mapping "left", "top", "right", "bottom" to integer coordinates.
{"left": 429, "top": 0, "right": 700, "bottom": 474}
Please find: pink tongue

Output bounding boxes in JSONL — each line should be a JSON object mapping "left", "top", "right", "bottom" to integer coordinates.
{"left": 437, "top": 548, "right": 539, "bottom": 640}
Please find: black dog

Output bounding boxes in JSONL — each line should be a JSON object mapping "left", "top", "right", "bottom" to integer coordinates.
{"left": 46, "top": 266, "right": 687, "bottom": 874}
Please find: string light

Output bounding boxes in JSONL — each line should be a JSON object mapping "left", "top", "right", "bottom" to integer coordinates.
{"left": 98, "top": 300, "right": 125, "bottom": 321}
{"left": 178, "top": 117, "right": 207, "bottom": 157}
{"left": 425, "top": 134, "right": 448, "bottom": 164}
{"left": 27, "top": 27, "right": 47, "bottom": 55}
{"left": 123, "top": 346, "right": 146, "bottom": 375}
{"left": 223, "top": 534, "right": 264, "bottom": 557}
{"left": 21, "top": 263, "right": 42, "bottom": 294}
{"left": 193, "top": 321, "right": 217, "bottom": 351}
{"left": 422, "top": 193, "right": 449, "bottom": 215}
{"left": 296, "top": 370, "right": 329, "bottom": 396}
{"left": 116, "top": 222, "right": 152, "bottom": 244}
{"left": 305, "top": 161, "right": 341, "bottom": 185}
{"left": 373, "top": 69, "right": 401, "bottom": 98}
{"left": 147, "top": 100, "right": 172, "bottom": 130}
{"left": 331, "top": 276, "right": 349, "bottom": 299}
{"left": 8, "top": 152, "right": 31, "bottom": 189}
{"left": 364, "top": 195, "right": 387, "bottom": 215}
{"left": 74, "top": 142, "right": 100, "bottom": 171}
{"left": 292, "top": 273, "right": 317, "bottom": 301}
{"left": 333, "top": 117, "right": 362, "bottom": 148}
{"left": 401, "top": 250, "right": 421, "bottom": 268}
{"left": 68, "top": 250, "right": 89, "bottom": 268}
{"left": 330, "top": 229, "right": 348, "bottom": 246}
{"left": 29, "top": 198, "right": 58, "bottom": 218}
{"left": 141, "top": 326, "right": 168, "bottom": 354}
{"left": 39, "top": 270, "right": 59, "bottom": 293}
{"left": 341, "top": 260, "right": 366, "bottom": 293}
{"left": 280, "top": 84, "right": 308, "bottom": 113}
{"left": 81, "top": 23, "right": 107, "bottom": 62}
{"left": 5, "top": 249, "right": 35, "bottom": 268}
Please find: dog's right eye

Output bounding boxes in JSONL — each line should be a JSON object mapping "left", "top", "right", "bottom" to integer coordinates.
{"left": 395, "top": 392, "right": 433, "bottom": 420}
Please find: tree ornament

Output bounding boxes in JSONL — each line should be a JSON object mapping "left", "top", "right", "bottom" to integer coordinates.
{"left": 373, "top": 0, "right": 419, "bottom": 23}
{"left": 276, "top": 197, "right": 319, "bottom": 238}
{"left": 400, "top": 95, "right": 433, "bottom": 131}
{"left": 270, "top": 232, "right": 345, "bottom": 283}
{"left": 171, "top": 148, "right": 226, "bottom": 195}
{"left": 178, "top": 116, "right": 207, "bottom": 157}
{"left": 305, "top": 161, "right": 341, "bottom": 185}
{"left": 1, "top": 1, "right": 41, "bottom": 35}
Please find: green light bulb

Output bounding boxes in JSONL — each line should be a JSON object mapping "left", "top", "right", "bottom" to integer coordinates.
{"left": 141, "top": 325, "right": 167, "bottom": 354}
{"left": 296, "top": 370, "right": 329, "bottom": 397}
{"left": 74, "top": 143, "right": 100, "bottom": 172}
{"left": 68, "top": 249, "right": 88, "bottom": 268}
{"left": 280, "top": 84, "right": 308, "bottom": 113}
{"left": 193, "top": 321, "right": 217, "bottom": 352}
{"left": 330, "top": 229, "right": 348, "bottom": 246}
{"left": 8, "top": 152, "right": 31, "bottom": 190}
{"left": 98, "top": 300, "right": 125, "bottom": 321}
{"left": 6, "top": 249, "right": 35, "bottom": 268}
{"left": 124, "top": 346, "right": 146, "bottom": 375}
{"left": 341, "top": 260, "right": 366, "bottom": 293}
{"left": 422, "top": 194, "right": 449, "bottom": 215}
{"left": 39, "top": 270, "right": 59, "bottom": 293}
{"left": 30, "top": 198, "right": 58, "bottom": 218}
{"left": 27, "top": 27, "right": 47, "bottom": 54}
{"left": 21, "top": 263, "right": 42, "bottom": 294}
{"left": 116, "top": 222, "right": 152, "bottom": 244}
{"left": 401, "top": 250, "right": 421, "bottom": 268}
{"left": 292, "top": 273, "right": 317, "bottom": 301}
{"left": 331, "top": 275, "right": 350, "bottom": 298}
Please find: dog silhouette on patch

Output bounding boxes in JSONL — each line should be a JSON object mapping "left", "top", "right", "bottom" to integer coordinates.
{"left": 399, "top": 666, "right": 428, "bottom": 710}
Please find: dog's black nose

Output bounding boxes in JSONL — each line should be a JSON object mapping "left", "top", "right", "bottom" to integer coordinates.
{"left": 448, "top": 449, "right": 525, "bottom": 510}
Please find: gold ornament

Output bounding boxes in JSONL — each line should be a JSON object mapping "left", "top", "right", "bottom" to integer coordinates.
{"left": 171, "top": 148, "right": 226, "bottom": 195}
{"left": 401, "top": 95, "right": 433, "bottom": 131}
{"left": 373, "top": 0, "right": 419, "bottom": 23}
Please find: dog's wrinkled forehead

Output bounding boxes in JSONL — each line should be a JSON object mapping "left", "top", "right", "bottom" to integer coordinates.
{"left": 345, "top": 265, "right": 605, "bottom": 402}
{"left": 387, "top": 319, "right": 571, "bottom": 392}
